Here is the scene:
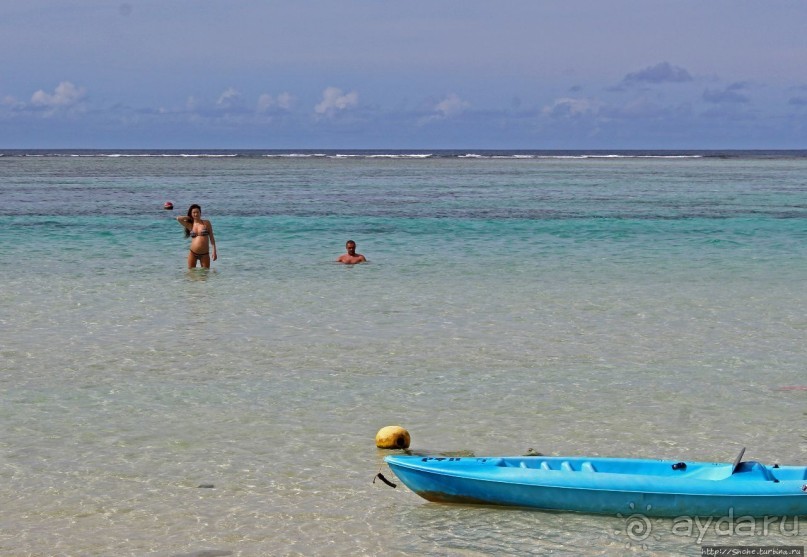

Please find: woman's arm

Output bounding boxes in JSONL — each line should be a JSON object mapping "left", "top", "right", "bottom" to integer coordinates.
{"left": 176, "top": 215, "right": 192, "bottom": 231}
{"left": 206, "top": 220, "right": 217, "bottom": 261}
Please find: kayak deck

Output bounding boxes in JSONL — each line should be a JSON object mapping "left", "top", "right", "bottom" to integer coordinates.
{"left": 490, "top": 456, "right": 806, "bottom": 481}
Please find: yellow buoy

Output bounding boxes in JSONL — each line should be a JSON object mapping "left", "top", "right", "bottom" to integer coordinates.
{"left": 375, "top": 426, "right": 411, "bottom": 449}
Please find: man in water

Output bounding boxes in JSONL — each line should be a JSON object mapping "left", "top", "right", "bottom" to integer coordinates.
{"left": 336, "top": 240, "right": 367, "bottom": 264}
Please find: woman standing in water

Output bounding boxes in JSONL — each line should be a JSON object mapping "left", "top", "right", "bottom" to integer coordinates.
{"left": 177, "top": 204, "right": 217, "bottom": 268}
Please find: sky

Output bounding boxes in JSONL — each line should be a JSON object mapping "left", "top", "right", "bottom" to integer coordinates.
{"left": 2, "top": 0, "right": 807, "bottom": 149}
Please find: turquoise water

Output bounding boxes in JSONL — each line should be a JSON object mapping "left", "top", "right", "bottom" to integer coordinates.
{"left": 1, "top": 152, "right": 806, "bottom": 556}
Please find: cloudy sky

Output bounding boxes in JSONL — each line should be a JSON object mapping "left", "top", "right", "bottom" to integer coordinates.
{"left": 3, "top": 1, "right": 807, "bottom": 149}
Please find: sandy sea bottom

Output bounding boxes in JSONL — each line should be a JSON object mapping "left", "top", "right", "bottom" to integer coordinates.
{"left": 2, "top": 260, "right": 805, "bottom": 555}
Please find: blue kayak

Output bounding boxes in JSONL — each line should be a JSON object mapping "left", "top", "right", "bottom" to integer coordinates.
{"left": 384, "top": 453, "right": 807, "bottom": 517}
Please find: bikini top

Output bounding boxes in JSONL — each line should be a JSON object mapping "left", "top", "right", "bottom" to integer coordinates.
{"left": 190, "top": 227, "right": 209, "bottom": 238}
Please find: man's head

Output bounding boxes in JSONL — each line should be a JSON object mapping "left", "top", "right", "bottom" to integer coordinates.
{"left": 345, "top": 240, "right": 357, "bottom": 255}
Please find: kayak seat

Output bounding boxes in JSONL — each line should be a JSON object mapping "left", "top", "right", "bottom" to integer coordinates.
{"left": 683, "top": 465, "right": 734, "bottom": 480}
{"left": 733, "top": 461, "right": 778, "bottom": 481}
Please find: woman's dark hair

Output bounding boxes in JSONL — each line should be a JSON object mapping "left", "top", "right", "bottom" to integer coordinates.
{"left": 184, "top": 204, "right": 201, "bottom": 237}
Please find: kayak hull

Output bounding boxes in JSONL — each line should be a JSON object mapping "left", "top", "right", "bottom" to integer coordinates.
{"left": 384, "top": 455, "right": 807, "bottom": 517}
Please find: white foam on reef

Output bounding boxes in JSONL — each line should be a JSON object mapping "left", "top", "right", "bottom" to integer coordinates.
{"left": 331, "top": 153, "right": 433, "bottom": 159}
{"left": 1, "top": 150, "right": 781, "bottom": 160}
{"left": 263, "top": 153, "right": 329, "bottom": 158}
{"left": 530, "top": 154, "right": 704, "bottom": 159}
{"left": 458, "top": 153, "right": 704, "bottom": 159}
{"left": 93, "top": 153, "right": 238, "bottom": 158}
{"left": 22, "top": 153, "right": 239, "bottom": 158}
{"left": 365, "top": 154, "right": 432, "bottom": 158}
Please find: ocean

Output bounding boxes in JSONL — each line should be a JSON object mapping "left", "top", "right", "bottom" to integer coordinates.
{"left": 1, "top": 150, "right": 805, "bottom": 556}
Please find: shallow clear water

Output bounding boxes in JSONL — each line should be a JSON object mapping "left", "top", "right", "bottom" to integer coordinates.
{"left": 1, "top": 152, "right": 806, "bottom": 556}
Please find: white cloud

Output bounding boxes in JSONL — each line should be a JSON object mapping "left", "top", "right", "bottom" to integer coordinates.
{"left": 257, "top": 93, "right": 274, "bottom": 112}
{"left": 623, "top": 62, "right": 693, "bottom": 85}
{"left": 418, "top": 93, "right": 471, "bottom": 125}
{"left": 257, "top": 92, "right": 295, "bottom": 113}
{"left": 314, "top": 87, "right": 358, "bottom": 116}
{"left": 434, "top": 93, "right": 470, "bottom": 118}
{"left": 703, "top": 82, "right": 750, "bottom": 104}
{"left": 216, "top": 87, "right": 242, "bottom": 108}
{"left": 276, "top": 92, "right": 294, "bottom": 110}
{"left": 542, "top": 97, "right": 603, "bottom": 118}
{"left": 29, "top": 81, "right": 86, "bottom": 109}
